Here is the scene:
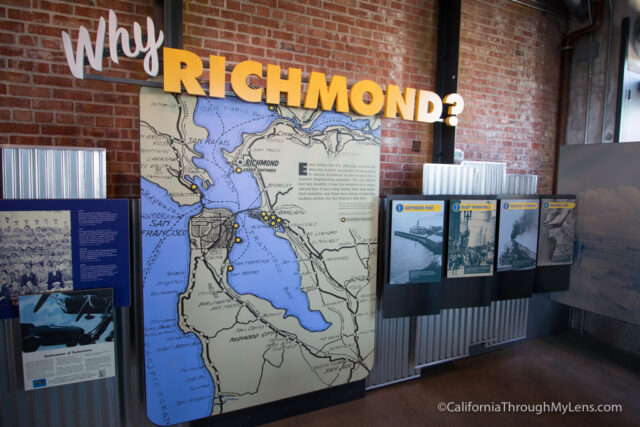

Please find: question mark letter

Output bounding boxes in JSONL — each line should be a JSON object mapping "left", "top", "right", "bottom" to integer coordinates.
{"left": 443, "top": 93, "right": 464, "bottom": 127}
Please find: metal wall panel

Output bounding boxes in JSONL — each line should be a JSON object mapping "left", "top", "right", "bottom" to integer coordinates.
{"left": 504, "top": 173, "right": 538, "bottom": 195}
{"left": 1, "top": 145, "right": 106, "bottom": 199}
{"left": 461, "top": 160, "right": 507, "bottom": 194}
{"left": 365, "top": 310, "right": 419, "bottom": 389}
{"left": 422, "top": 164, "right": 477, "bottom": 195}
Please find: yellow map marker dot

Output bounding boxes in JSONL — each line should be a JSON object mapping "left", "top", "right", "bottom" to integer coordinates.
{"left": 227, "top": 265, "right": 234, "bottom": 271}
{"left": 233, "top": 223, "right": 239, "bottom": 229}
{"left": 191, "top": 184, "right": 197, "bottom": 190}
{"left": 270, "top": 215, "right": 276, "bottom": 220}
{"left": 341, "top": 217, "right": 346, "bottom": 222}
{"left": 235, "top": 167, "right": 242, "bottom": 173}
{"left": 276, "top": 218, "right": 282, "bottom": 223}
{"left": 271, "top": 221, "right": 276, "bottom": 226}
{"left": 235, "top": 237, "right": 242, "bottom": 243}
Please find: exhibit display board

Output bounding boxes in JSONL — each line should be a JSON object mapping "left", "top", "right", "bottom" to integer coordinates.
{"left": 537, "top": 199, "right": 577, "bottom": 266}
{"left": 19, "top": 289, "right": 115, "bottom": 390}
{"left": 0, "top": 199, "right": 130, "bottom": 319}
{"left": 389, "top": 201, "right": 444, "bottom": 284}
{"left": 140, "top": 88, "right": 380, "bottom": 424}
{"left": 497, "top": 200, "right": 539, "bottom": 271}
{"left": 447, "top": 200, "right": 496, "bottom": 278}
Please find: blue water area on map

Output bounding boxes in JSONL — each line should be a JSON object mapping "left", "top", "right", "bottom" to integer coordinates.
{"left": 141, "top": 178, "right": 212, "bottom": 425}
{"left": 229, "top": 211, "right": 330, "bottom": 331}
{"left": 298, "top": 110, "right": 375, "bottom": 135}
{"left": 192, "top": 97, "right": 276, "bottom": 213}
{"left": 192, "top": 97, "right": 330, "bottom": 331}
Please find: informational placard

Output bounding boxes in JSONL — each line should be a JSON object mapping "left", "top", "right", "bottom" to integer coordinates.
{"left": 447, "top": 200, "right": 496, "bottom": 278}
{"left": 0, "top": 199, "right": 130, "bottom": 319}
{"left": 19, "top": 289, "right": 115, "bottom": 390}
{"left": 140, "top": 88, "right": 380, "bottom": 424}
{"left": 537, "top": 199, "right": 577, "bottom": 266}
{"left": 497, "top": 200, "right": 540, "bottom": 271}
{"left": 389, "top": 201, "right": 444, "bottom": 284}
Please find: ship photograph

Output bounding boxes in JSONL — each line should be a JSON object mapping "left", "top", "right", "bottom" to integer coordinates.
{"left": 389, "top": 201, "right": 444, "bottom": 285}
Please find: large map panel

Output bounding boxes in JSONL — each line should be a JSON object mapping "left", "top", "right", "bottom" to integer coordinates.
{"left": 140, "top": 88, "right": 380, "bottom": 425}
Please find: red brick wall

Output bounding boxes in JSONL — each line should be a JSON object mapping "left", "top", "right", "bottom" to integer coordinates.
{"left": 457, "top": 0, "right": 563, "bottom": 193}
{"left": 0, "top": 0, "right": 562, "bottom": 197}
{"left": 0, "top": 0, "right": 152, "bottom": 198}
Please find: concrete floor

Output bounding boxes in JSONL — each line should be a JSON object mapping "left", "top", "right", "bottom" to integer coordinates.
{"left": 265, "top": 332, "right": 640, "bottom": 426}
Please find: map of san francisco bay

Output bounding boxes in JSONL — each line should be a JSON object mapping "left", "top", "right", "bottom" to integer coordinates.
{"left": 140, "top": 87, "right": 380, "bottom": 425}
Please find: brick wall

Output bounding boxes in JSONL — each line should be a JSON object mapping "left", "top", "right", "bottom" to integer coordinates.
{"left": 0, "top": 0, "right": 562, "bottom": 197}
{"left": 457, "top": 0, "right": 563, "bottom": 193}
{"left": 0, "top": 0, "right": 152, "bottom": 198}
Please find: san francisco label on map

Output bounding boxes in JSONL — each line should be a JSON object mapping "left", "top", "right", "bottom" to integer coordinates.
{"left": 140, "top": 88, "right": 380, "bottom": 424}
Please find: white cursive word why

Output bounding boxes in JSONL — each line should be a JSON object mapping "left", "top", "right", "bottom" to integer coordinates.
{"left": 61, "top": 9, "right": 164, "bottom": 79}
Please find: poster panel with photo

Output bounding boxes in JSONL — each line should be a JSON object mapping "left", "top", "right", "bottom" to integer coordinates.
{"left": 537, "top": 199, "right": 577, "bottom": 266}
{"left": 0, "top": 199, "right": 130, "bottom": 318}
{"left": 19, "top": 289, "right": 115, "bottom": 390}
{"left": 389, "top": 200, "right": 444, "bottom": 284}
{"left": 447, "top": 200, "right": 496, "bottom": 278}
{"left": 497, "top": 200, "right": 540, "bottom": 271}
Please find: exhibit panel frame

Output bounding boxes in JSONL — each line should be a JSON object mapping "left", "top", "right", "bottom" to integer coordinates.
{"left": 380, "top": 195, "right": 448, "bottom": 319}
{"left": 367, "top": 165, "right": 536, "bottom": 390}
{"left": 0, "top": 147, "right": 128, "bottom": 427}
{"left": 139, "top": 88, "right": 381, "bottom": 424}
{"left": 533, "top": 194, "right": 577, "bottom": 293}
{"left": 493, "top": 195, "right": 541, "bottom": 301}
{"left": 446, "top": 198, "right": 497, "bottom": 279}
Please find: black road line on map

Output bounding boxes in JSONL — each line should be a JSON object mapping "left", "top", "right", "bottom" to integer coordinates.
{"left": 200, "top": 256, "right": 362, "bottom": 363}
{"left": 272, "top": 186, "right": 293, "bottom": 207}
{"left": 280, "top": 224, "right": 365, "bottom": 349}
{"left": 278, "top": 224, "right": 371, "bottom": 370}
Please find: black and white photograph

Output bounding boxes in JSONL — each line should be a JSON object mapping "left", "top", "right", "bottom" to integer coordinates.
{"left": 0, "top": 210, "right": 73, "bottom": 311}
{"left": 537, "top": 199, "right": 577, "bottom": 266}
{"left": 497, "top": 200, "right": 540, "bottom": 271}
{"left": 389, "top": 200, "right": 444, "bottom": 284}
{"left": 19, "top": 289, "right": 115, "bottom": 390}
{"left": 447, "top": 200, "right": 496, "bottom": 278}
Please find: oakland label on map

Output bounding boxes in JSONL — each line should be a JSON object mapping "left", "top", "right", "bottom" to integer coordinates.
{"left": 140, "top": 88, "right": 380, "bottom": 425}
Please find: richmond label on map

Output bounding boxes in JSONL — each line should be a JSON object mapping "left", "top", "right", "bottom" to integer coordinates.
{"left": 140, "top": 88, "right": 380, "bottom": 425}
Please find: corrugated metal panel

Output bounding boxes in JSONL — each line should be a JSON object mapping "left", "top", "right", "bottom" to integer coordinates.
{"left": 485, "top": 298, "right": 530, "bottom": 347}
{"left": 1, "top": 145, "right": 106, "bottom": 199}
{"left": 415, "top": 309, "right": 472, "bottom": 367}
{"left": 461, "top": 160, "right": 507, "bottom": 194}
{"left": 504, "top": 173, "right": 538, "bottom": 195}
{"left": 0, "top": 146, "right": 123, "bottom": 427}
{"left": 422, "top": 164, "right": 477, "bottom": 195}
{"left": 365, "top": 310, "right": 419, "bottom": 389}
